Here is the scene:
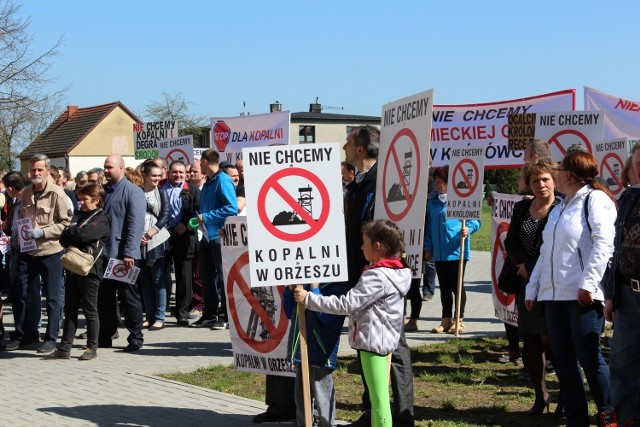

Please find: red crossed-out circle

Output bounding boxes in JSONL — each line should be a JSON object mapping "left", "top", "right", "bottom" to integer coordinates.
{"left": 166, "top": 148, "right": 190, "bottom": 164}
{"left": 227, "top": 251, "right": 289, "bottom": 353}
{"left": 257, "top": 167, "right": 330, "bottom": 242}
{"left": 20, "top": 225, "right": 30, "bottom": 241}
{"left": 547, "top": 129, "right": 592, "bottom": 158}
{"left": 382, "top": 128, "right": 421, "bottom": 222}
{"left": 492, "top": 222, "right": 516, "bottom": 307}
{"left": 452, "top": 159, "right": 479, "bottom": 198}
{"left": 112, "top": 264, "right": 128, "bottom": 277}
{"left": 600, "top": 152, "right": 625, "bottom": 196}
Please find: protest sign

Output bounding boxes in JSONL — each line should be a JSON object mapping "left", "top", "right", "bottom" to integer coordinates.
{"left": 133, "top": 120, "right": 179, "bottom": 160}
{"left": 431, "top": 89, "right": 575, "bottom": 168}
{"left": 585, "top": 86, "right": 640, "bottom": 146}
{"left": 534, "top": 111, "right": 604, "bottom": 161}
{"left": 17, "top": 218, "right": 36, "bottom": 252}
{"left": 593, "top": 137, "right": 629, "bottom": 197}
{"left": 490, "top": 192, "right": 522, "bottom": 326}
{"left": 375, "top": 89, "right": 433, "bottom": 276}
{"left": 446, "top": 146, "right": 485, "bottom": 220}
{"left": 222, "top": 216, "right": 293, "bottom": 376}
{"left": 211, "top": 111, "right": 290, "bottom": 164}
{"left": 158, "top": 135, "right": 194, "bottom": 164}
{"left": 103, "top": 258, "right": 141, "bottom": 284}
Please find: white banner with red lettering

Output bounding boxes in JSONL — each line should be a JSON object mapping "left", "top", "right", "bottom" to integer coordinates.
{"left": 431, "top": 89, "right": 576, "bottom": 169}
{"left": 490, "top": 192, "right": 522, "bottom": 327}
{"left": 211, "top": 111, "right": 290, "bottom": 164}
{"left": 222, "top": 216, "right": 294, "bottom": 377}
{"left": 584, "top": 86, "right": 640, "bottom": 146}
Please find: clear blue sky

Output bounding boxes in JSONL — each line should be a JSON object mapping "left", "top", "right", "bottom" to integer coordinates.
{"left": 18, "top": 0, "right": 639, "bottom": 122}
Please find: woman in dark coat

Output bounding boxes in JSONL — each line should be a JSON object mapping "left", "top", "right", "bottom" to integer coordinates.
{"left": 45, "top": 184, "right": 110, "bottom": 360}
{"left": 504, "top": 158, "right": 560, "bottom": 415}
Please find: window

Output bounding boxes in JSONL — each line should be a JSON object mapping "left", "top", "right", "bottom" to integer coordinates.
{"left": 299, "top": 126, "right": 315, "bottom": 143}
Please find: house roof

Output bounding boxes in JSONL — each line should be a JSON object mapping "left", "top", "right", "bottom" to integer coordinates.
{"left": 19, "top": 101, "right": 141, "bottom": 159}
{"left": 290, "top": 111, "right": 380, "bottom": 123}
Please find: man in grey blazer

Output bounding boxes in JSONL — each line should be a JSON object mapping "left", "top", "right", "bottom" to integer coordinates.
{"left": 98, "top": 154, "right": 146, "bottom": 352}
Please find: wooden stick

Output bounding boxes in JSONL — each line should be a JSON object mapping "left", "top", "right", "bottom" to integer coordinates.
{"left": 297, "top": 285, "right": 313, "bottom": 427}
{"left": 454, "top": 219, "right": 466, "bottom": 337}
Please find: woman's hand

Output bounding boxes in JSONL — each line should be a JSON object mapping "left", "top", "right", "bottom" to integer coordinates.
{"left": 578, "top": 289, "right": 594, "bottom": 307}
{"left": 293, "top": 287, "right": 308, "bottom": 303}
{"left": 604, "top": 299, "right": 615, "bottom": 322}
{"left": 424, "top": 251, "right": 432, "bottom": 262}
{"left": 524, "top": 299, "right": 536, "bottom": 312}
{"left": 516, "top": 263, "right": 528, "bottom": 279}
{"left": 461, "top": 226, "right": 469, "bottom": 238}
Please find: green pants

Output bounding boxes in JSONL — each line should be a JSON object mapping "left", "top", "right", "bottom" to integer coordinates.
{"left": 360, "top": 350, "right": 392, "bottom": 427}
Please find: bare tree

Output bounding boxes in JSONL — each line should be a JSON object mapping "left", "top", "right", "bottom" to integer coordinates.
{"left": 0, "top": 0, "right": 66, "bottom": 169}
{"left": 145, "top": 92, "right": 210, "bottom": 147}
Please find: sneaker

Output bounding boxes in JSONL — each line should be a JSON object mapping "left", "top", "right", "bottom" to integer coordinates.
{"left": 513, "top": 357, "right": 524, "bottom": 368}
{"left": 498, "top": 354, "right": 511, "bottom": 363}
{"left": 43, "top": 349, "right": 71, "bottom": 360}
{"left": 79, "top": 348, "right": 97, "bottom": 360}
{"left": 123, "top": 342, "right": 142, "bottom": 352}
{"left": 518, "top": 368, "right": 530, "bottom": 381}
{"left": 190, "top": 316, "right": 217, "bottom": 328}
{"left": 4, "top": 339, "right": 22, "bottom": 351}
{"left": 211, "top": 320, "right": 229, "bottom": 330}
{"left": 188, "top": 309, "right": 202, "bottom": 319}
{"left": 421, "top": 294, "right": 433, "bottom": 301}
{"left": 37, "top": 341, "right": 56, "bottom": 354}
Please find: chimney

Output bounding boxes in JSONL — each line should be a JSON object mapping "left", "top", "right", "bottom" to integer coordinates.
{"left": 67, "top": 105, "right": 78, "bottom": 119}
{"left": 309, "top": 103, "right": 322, "bottom": 113}
{"left": 270, "top": 101, "right": 282, "bottom": 113}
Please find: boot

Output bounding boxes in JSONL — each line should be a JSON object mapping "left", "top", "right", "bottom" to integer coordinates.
{"left": 447, "top": 318, "right": 465, "bottom": 334}
{"left": 431, "top": 317, "right": 453, "bottom": 333}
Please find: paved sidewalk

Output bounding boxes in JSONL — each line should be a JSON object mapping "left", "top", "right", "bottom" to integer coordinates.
{"left": 1, "top": 251, "right": 503, "bottom": 426}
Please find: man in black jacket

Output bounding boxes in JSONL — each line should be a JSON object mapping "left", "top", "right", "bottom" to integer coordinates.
{"left": 161, "top": 160, "right": 200, "bottom": 326}
{"left": 343, "top": 126, "right": 415, "bottom": 427}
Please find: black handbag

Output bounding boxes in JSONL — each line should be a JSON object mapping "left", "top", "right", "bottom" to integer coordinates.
{"left": 497, "top": 257, "right": 522, "bottom": 294}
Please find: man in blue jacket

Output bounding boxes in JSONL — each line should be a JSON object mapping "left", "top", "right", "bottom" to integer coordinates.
{"left": 98, "top": 154, "right": 146, "bottom": 351}
{"left": 192, "top": 149, "right": 238, "bottom": 330}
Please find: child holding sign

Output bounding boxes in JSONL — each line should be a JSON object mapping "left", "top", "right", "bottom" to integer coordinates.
{"left": 294, "top": 219, "right": 411, "bottom": 427}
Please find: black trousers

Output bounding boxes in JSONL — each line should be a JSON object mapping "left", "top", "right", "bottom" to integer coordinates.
{"left": 264, "top": 374, "right": 296, "bottom": 418}
{"left": 59, "top": 273, "right": 100, "bottom": 351}
{"left": 164, "top": 252, "right": 193, "bottom": 322}
{"left": 98, "top": 278, "right": 144, "bottom": 347}
{"left": 435, "top": 260, "right": 467, "bottom": 318}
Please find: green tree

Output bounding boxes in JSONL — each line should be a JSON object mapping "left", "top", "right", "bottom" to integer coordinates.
{"left": 485, "top": 168, "right": 521, "bottom": 195}
{"left": 0, "top": 0, "right": 66, "bottom": 169}
{"left": 145, "top": 92, "right": 209, "bottom": 147}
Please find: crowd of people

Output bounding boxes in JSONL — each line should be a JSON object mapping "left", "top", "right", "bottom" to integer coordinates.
{"left": 0, "top": 130, "right": 638, "bottom": 426}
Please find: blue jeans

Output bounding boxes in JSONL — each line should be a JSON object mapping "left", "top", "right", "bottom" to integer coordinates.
{"left": 422, "top": 260, "right": 436, "bottom": 297}
{"left": 610, "top": 285, "right": 640, "bottom": 425}
{"left": 544, "top": 300, "right": 611, "bottom": 426}
{"left": 14, "top": 251, "right": 64, "bottom": 343}
{"left": 140, "top": 257, "right": 166, "bottom": 324}
{"left": 199, "top": 239, "right": 221, "bottom": 319}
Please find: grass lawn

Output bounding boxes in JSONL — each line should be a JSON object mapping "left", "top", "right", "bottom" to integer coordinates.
{"left": 163, "top": 337, "right": 602, "bottom": 426}
{"left": 469, "top": 202, "right": 491, "bottom": 252}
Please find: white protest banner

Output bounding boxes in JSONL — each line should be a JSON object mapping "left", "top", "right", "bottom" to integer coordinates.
{"left": 534, "top": 111, "right": 604, "bottom": 161}
{"left": 193, "top": 148, "right": 206, "bottom": 162}
{"left": 0, "top": 231, "right": 10, "bottom": 254}
{"left": 490, "top": 192, "right": 522, "bottom": 326}
{"left": 103, "top": 258, "right": 141, "bottom": 284}
{"left": 222, "top": 216, "right": 293, "bottom": 377}
{"left": 431, "top": 89, "right": 575, "bottom": 169}
{"left": 158, "top": 135, "right": 194, "bottom": 165}
{"left": 133, "top": 120, "right": 179, "bottom": 160}
{"left": 244, "top": 143, "right": 347, "bottom": 287}
{"left": 445, "top": 146, "right": 485, "bottom": 220}
{"left": 17, "top": 218, "right": 36, "bottom": 252}
{"left": 211, "top": 111, "right": 290, "bottom": 164}
{"left": 593, "top": 137, "right": 629, "bottom": 198}
{"left": 375, "top": 90, "right": 433, "bottom": 277}
{"left": 584, "top": 86, "right": 640, "bottom": 146}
